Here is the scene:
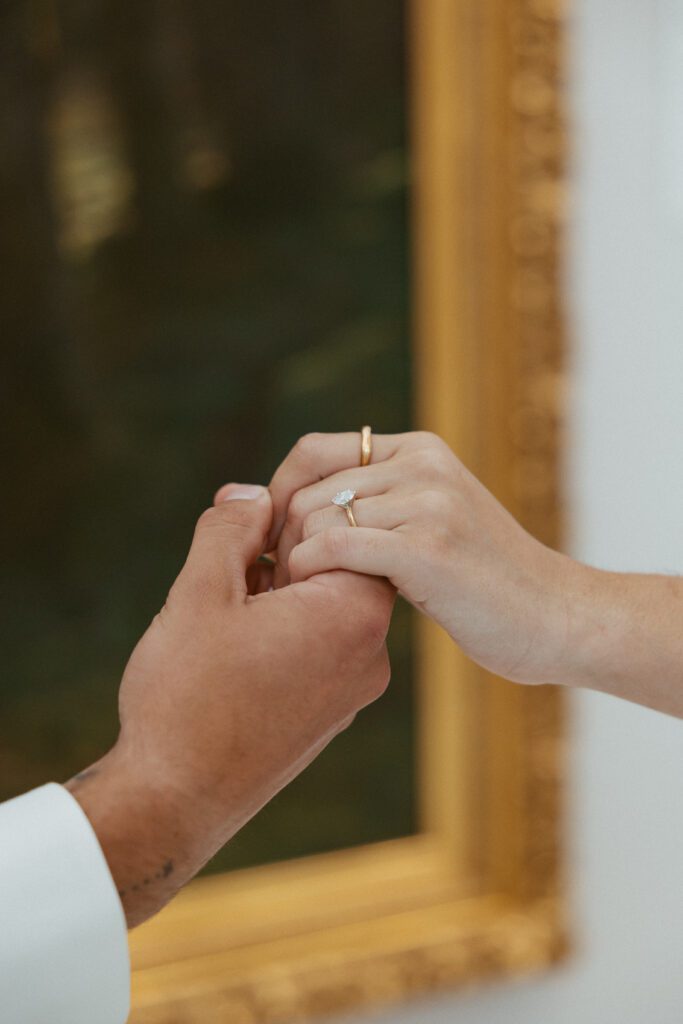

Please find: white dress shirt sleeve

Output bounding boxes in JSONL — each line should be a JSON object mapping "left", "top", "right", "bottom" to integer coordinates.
{"left": 0, "top": 783, "right": 130, "bottom": 1024}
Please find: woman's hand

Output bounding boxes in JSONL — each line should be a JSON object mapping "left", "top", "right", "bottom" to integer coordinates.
{"left": 258, "top": 431, "right": 583, "bottom": 686}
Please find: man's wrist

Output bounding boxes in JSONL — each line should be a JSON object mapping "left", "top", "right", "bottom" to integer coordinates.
{"left": 65, "top": 745, "right": 196, "bottom": 928}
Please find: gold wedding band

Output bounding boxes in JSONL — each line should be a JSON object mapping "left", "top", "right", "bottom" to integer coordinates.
{"left": 331, "top": 488, "right": 358, "bottom": 527}
{"left": 360, "top": 425, "right": 372, "bottom": 467}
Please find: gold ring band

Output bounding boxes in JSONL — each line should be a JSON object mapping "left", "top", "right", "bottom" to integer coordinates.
{"left": 360, "top": 425, "right": 372, "bottom": 467}
{"left": 344, "top": 506, "right": 358, "bottom": 528}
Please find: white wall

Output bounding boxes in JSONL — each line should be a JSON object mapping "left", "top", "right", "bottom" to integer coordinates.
{"left": 334, "top": 2, "right": 683, "bottom": 1022}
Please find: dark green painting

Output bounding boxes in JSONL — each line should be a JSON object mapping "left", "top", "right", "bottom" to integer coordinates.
{"left": 0, "top": 0, "right": 415, "bottom": 873}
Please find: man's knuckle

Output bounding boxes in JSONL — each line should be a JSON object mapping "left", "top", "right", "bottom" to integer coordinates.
{"left": 350, "top": 604, "right": 389, "bottom": 651}
{"left": 195, "top": 506, "right": 220, "bottom": 532}
{"left": 361, "top": 652, "right": 392, "bottom": 703}
{"left": 196, "top": 503, "right": 256, "bottom": 538}
{"left": 367, "top": 611, "right": 390, "bottom": 649}
{"left": 374, "top": 654, "right": 392, "bottom": 697}
{"left": 339, "top": 712, "right": 357, "bottom": 733}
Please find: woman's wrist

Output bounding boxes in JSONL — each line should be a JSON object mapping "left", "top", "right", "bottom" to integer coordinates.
{"left": 539, "top": 556, "right": 619, "bottom": 691}
{"left": 496, "top": 547, "right": 603, "bottom": 689}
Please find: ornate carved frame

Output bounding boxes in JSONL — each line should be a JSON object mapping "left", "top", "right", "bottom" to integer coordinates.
{"left": 129, "top": 0, "right": 567, "bottom": 1019}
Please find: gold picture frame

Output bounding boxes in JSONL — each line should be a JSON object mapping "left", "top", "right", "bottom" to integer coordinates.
{"left": 129, "top": 0, "right": 568, "bottom": 1019}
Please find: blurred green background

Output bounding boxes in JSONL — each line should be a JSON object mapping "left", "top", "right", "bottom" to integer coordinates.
{"left": 0, "top": 0, "right": 415, "bottom": 872}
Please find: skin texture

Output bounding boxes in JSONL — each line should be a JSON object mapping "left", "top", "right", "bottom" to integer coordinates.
{"left": 259, "top": 431, "right": 683, "bottom": 717}
{"left": 67, "top": 485, "right": 394, "bottom": 928}
{"left": 68, "top": 430, "right": 683, "bottom": 929}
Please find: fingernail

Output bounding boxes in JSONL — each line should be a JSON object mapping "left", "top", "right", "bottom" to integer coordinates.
{"left": 221, "top": 483, "right": 267, "bottom": 501}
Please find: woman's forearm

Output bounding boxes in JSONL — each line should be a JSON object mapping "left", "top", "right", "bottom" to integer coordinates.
{"left": 563, "top": 564, "right": 683, "bottom": 716}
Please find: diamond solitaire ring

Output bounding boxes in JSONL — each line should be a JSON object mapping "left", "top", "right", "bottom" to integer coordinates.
{"left": 331, "top": 488, "right": 358, "bottom": 527}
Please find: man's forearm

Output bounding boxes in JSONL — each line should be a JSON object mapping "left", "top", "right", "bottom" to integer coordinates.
{"left": 563, "top": 563, "right": 683, "bottom": 716}
{"left": 64, "top": 749, "right": 196, "bottom": 929}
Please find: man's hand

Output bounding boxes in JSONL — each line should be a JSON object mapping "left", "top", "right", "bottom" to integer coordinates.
{"left": 67, "top": 485, "right": 394, "bottom": 928}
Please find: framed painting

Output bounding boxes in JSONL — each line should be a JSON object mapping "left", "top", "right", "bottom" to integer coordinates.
{"left": 0, "top": 0, "right": 567, "bottom": 1020}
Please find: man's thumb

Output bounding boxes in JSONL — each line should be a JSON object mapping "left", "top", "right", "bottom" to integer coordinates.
{"left": 177, "top": 484, "right": 273, "bottom": 601}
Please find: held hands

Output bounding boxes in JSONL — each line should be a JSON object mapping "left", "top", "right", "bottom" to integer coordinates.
{"left": 68, "top": 428, "right": 592, "bottom": 929}
{"left": 263, "top": 431, "right": 582, "bottom": 686}
{"left": 67, "top": 428, "right": 683, "bottom": 930}
{"left": 70, "top": 485, "right": 394, "bottom": 927}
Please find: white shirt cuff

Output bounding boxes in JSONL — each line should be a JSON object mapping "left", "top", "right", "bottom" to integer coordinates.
{"left": 0, "top": 782, "right": 130, "bottom": 1023}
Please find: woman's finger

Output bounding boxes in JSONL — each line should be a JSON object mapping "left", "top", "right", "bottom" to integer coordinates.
{"left": 273, "top": 496, "right": 406, "bottom": 588}
{"left": 303, "top": 496, "right": 406, "bottom": 539}
{"left": 275, "top": 461, "right": 399, "bottom": 577}
{"left": 288, "top": 527, "right": 404, "bottom": 586}
{"left": 266, "top": 432, "right": 406, "bottom": 548}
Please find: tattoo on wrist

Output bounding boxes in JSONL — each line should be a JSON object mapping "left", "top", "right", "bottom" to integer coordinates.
{"left": 117, "top": 859, "right": 174, "bottom": 901}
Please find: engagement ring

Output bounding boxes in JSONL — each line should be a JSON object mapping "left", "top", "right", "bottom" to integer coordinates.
{"left": 332, "top": 488, "right": 358, "bottom": 527}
